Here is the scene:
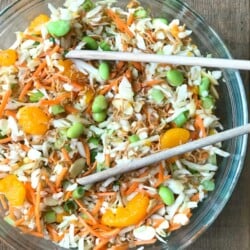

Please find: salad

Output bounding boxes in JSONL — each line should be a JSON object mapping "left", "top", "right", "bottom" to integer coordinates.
{"left": 0, "top": 0, "right": 229, "bottom": 249}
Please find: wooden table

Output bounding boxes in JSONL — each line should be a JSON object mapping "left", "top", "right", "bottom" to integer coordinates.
{"left": 0, "top": 0, "right": 249, "bottom": 249}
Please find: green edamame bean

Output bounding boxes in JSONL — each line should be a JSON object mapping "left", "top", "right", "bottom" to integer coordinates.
{"left": 29, "top": 91, "right": 44, "bottom": 102}
{"left": 99, "top": 62, "right": 110, "bottom": 81}
{"left": 199, "top": 77, "right": 210, "bottom": 97}
{"left": 51, "top": 105, "right": 65, "bottom": 115}
{"left": 201, "top": 180, "right": 215, "bottom": 191}
{"left": 166, "top": 69, "right": 184, "bottom": 87}
{"left": 47, "top": 20, "right": 71, "bottom": 37}
{"left": 82, "top": 36, "right": 98, "bottom": 50}
{"left": 134, "top": 9, "right": 148, "bottom": 18}
{"left": 152, "top": 18, "right": 168, "bottom": 25}
{"left": 129, "top": 134, "right": 140, "bottom": 143}
{"left": 88, "top": 137, "right": 100, "bottom": 146}
{"left": 72, "top": 186, "right": 85, "bottom": 199}
{"left": 158, "top": 186, "right": 175, "bottom": 206}
{"left": 44, "top": 211, "right": 56, "bottom": 224}
{"left": 201, "top": 96, "right": 214, "bottom": 109}
{"left": 92, "top": 95, "right": 108, "bottom": 113}
{"left": 99, "top": 41, "right": 111, "bottom": 51}
{"left": 66, "top": 122, "right": 84, "bottom": 138}
{"left": 82, "top": 0, "right": 95, "bottom": 12}
{"left": 150, "top": 88, "right": 165, "bottom": 104}
{"left": 93, "top": 111, "right": 107, "bottom": 123}
{"left": 173, "top": 112, "right": 188, "bottom": 127}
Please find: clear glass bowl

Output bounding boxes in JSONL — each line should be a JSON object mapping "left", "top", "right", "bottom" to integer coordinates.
{"left": 0, "top": 0, "right": 248, "bottom": 249}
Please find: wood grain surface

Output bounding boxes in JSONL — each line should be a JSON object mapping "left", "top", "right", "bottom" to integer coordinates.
{"left": 0, "top": 0, "right": 249, "bottom": 250}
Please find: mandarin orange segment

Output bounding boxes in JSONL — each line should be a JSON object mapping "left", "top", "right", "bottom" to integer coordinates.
{"left": 59, "top": 59, "right": 86, "bottom": 82}
{"left": 17, "top": 106, "right": 50, "bottom": 135}
{"left": 0, "top": 49, "right": 17, "bottom": 66}
{"left": 101, "top": 193, "right": 149, "bottom": 228}
{"left": 0, "top": 175, "right": 26, "bottom": 206}
{"left": 160, "top": 128, "right": 190, "bottom": 149}
{"left": 28, "top": 14, "right": 50, "bottom": 34}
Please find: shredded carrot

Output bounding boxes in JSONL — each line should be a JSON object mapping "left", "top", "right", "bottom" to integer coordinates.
{"left": 106, "top": 9, "right": 134, "bottom": 38}
{"left": 64, "top": 104, "right": 78, "bottom": 114}
{"left": 96, "top": 192, "right": 117, "bottom": 197}
{"left": 82, "top": 161, "right": 97, "bottom": 177}
{"left": 194, "top": 115, "right": 207, "bottom": 137}
{"left": 46, "top": 224, "right": 64, "bottom": 242}
{"left": 144, "top": 203, "right": 165, "bottom": 221}
{"left": 35, "top": 182, "right": 42, "bottom": 234}
{"left": 0, "top": 137, "right": 11, "bottom": 144}
{"left": 152, "top": 218, "right": 165, "bottom": 228}
{"left": 99, "top": 228, "right": 121, "bottom": 239}
{"left": 55, "top": 167, "right": 68, "bottom": 189}
{"left": 18, "top": 81, "right": 33, "bottom": 101}
{"left": 40, "top": 92, "right": 71, "bottom": 106}
{"left": 23, "top": 34, "right": 43, "bottom": 43}
{"left": 105, "top": 153, "right": 111, "bottom": 167}
{"left": 93, "top": 239, "right": 110, "bottom": 250}
{"left": 24, "top": 182, "right": 36, "bottom": 205}
{"left": 190, "top": 193, "right": 200, "bottom": 202}
{"left": 141, "top": 79, "right": 165, "bottom": 88}
{"left": 4, "top": 109, "right": 17, "bottom": 119}
{"left": 92, "top": 197, "right": 104, "bottom": 216}
{"left": 131, "top": 62, "right": 143, "bottom": 72}
{"left": 127, "top": 13, "right": 134, "bottom": 26}
{"left": 134, "top": 238, "right": 157, "bottom": 246}
{"left": 125, "top": 182, "right": 139, "bottom": 195}
{"left": 154, "top": 163, "right": 164, "bottom": 188}
{"left": 61, "top": 148, "right": 71, "bottom": 162}
{"left": 43, "top": 173, "right": 57, "bottom": 193}
{"left": 109, "top": 243, "right": 129, "bottom": 250}
{"left": 0, "top": 89, "right": 12, "bottom": 118}
{"left": 168, "top": 223, "right": 182, "bottom": 232}
{"left": 0, "top": 194, "right": 8, "bottom": 210}
{"left": 33, "top": 60, "right": 47, "bottom": 77}
{"left": 19, "top": 143, "right": 30, "bottom": 152}
{"left": 15, "top": 217, "right": 25, "bottom": 226}
{"left": 83, "top": 142, "right": 91, "bottom": 166}
{"left": 75, "top": 200, "right": 97, "bottom": 225}
{"left": 79, "top": 217, "right": 104, "bottom": 239}
{"left": 64, "top": 191, "right": 72, "bottom": 201}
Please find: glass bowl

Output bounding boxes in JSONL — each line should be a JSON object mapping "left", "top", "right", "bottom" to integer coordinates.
{"left": 0, "top": 0, "right": 248, "bottom": 249}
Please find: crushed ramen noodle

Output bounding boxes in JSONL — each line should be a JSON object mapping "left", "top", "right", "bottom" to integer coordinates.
{"left": 0, "top": 0, "right": 229, "bottom": 249}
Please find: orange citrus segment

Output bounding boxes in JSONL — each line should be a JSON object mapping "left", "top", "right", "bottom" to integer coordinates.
{"left": 17, "top": 106, "right": 50, "bottom": 135}
{"left": 101, "top": 193, "right": 149, "bottom": 228}
{"left": 0, "top": 175, "right": 26, "bottom": 206}
{"left": 28, "top": 14, "right": 50, "bottom": 34}
{"left": 160, "top": 128, "right": 190, "bottom": 149}
{"left": 0, "top": 49, "right": 17, "bottom": 66}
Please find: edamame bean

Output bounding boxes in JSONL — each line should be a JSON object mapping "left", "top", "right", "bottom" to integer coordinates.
{"left": 72, "top": 186, "right": 85, "bottom": 199}
{"left": 82, "top": 0, "right": 95, "bottom": 12}
{"left": 88, "top": 137, "right": 99, "bottom": 146}
{"left": 47, "top": 20, "right": 71, "bottom": 37}
{"left": 150, "top": 88, "right": 165, "bottom": 104}
{"left": 92, "top": 95, "right": 108, "bottom": 113}
{"left": 93, "top": 111, "right": 107, "bottom": 123}
{"left": 99, "top": 41, "right": 111, "bottom": 51}
{"left": 173, "top": 112, "right": 188, "bottom": 127}
{"left": 201, "top": 96, "right": 214, "bottom": 109}
{"left": 99, "top": 62, "right": 110, "bottom": 80}
{"left": 158, "top": 186, "right": 175, "bottom": 205}
{"left": 152, "top": 18, "right": 168, "bottom": 25}
{"left": 66, "top": 122, "right": 84, "bottom": 138}
{"left": 129, "top": 134, "right": 140, "bottom": 143}
{"left": 82, "top": 36, "right": 98, "bottom": 50}
{"left": 29, "top": 91, "right": 44, "bottom": 102}
{"left": 201, "top": 180, "right": 215, "bottom": 191}
{"left": 44, "top": 211, "right": 56, "bottom": 224}
{"left": 199, "top": 77, "right": 210, "bottom": 97}
{"left": 166, "top": 69, "right": 184, "bottom": 87}
{"left": 134, "top": 9, "right": 148, "bottom": 18}
{"left": 51, "top": 105, "right": 65, "bottom": 115}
